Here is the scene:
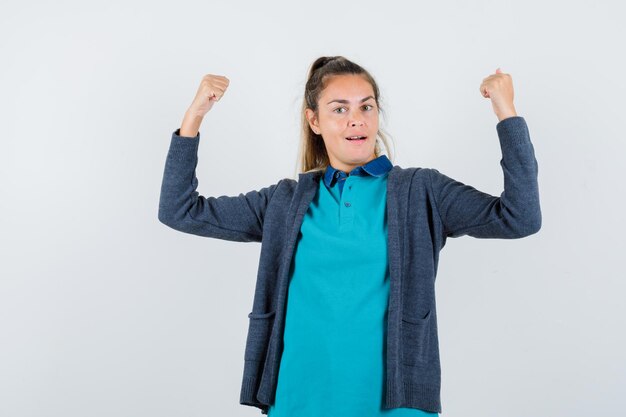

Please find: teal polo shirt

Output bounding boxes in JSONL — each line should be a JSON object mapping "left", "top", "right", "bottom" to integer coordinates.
{"left": 268, "top": 155, "right": 438, "bottom": 416}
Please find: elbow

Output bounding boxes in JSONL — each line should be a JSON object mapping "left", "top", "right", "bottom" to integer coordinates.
{"left": 158, "top": 212, "right": 170, "bottom": 227}
{"left": 517, "top": 213, "right": 542, "bottom": 237}
{"left": 158, "top": 205, "right": 177, "bottom": 228}
{"left": 520, "top": 222, "right": 541, "bottom": 237}
{"left": 158, "top": 214, "right": 173, "bottom": 229}
{"left": 158, "top": 211, "right": 187, "bottom": 234}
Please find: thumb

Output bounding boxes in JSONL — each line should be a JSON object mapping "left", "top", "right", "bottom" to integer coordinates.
{"left": 495, "top": 67, "right": 502, "bottom": 74}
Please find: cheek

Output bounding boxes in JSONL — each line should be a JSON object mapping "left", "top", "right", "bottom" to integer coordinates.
{"left": 326, "top": 124, "right": 344, "bottom": 138}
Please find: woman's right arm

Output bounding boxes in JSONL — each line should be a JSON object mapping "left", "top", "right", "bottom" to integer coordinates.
{"left": 157, "top": 74, "right": 280, "bottom": 243}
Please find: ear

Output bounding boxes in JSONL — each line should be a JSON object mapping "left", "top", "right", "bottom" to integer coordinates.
{"left": 305, "top": 108, "right": 320, "bottom": 135}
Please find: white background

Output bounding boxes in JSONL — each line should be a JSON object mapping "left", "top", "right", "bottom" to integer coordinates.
{"left": 1, "top": 0, "right": 624, "bottom": 416}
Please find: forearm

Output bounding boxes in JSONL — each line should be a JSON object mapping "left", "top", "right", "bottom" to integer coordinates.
{"left": 496, "top": 107, "right": 518, "bottom": 122}
{"left": 179, "top": 109, "right": 204, "bottom": 138}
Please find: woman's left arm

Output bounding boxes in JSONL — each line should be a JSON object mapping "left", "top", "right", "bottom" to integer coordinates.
{"left": 428, "top": 69, "right": 542, "bottom": 239}
{"left": 429, "top": 116, "right": 542, "bottom": 239}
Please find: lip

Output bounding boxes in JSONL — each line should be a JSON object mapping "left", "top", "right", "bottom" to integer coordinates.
{"left": 345, "top": 133, "right": 368, "bottom": 138}
{"left": 345, "top": 136, "right": 368, "bottom": 144}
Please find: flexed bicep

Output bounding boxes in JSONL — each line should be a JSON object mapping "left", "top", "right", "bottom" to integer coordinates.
{"left": 158, "top": 129, "right": 280, "bottom": 242}
{"left": 428, "top": 117, "right": 541, "bottom": 239}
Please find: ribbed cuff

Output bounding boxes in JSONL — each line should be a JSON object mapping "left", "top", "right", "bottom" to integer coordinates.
{"left": 496, "top": 116, "right": 530, "bottom": 149}
{"left": 168, "top": 128, "right": 200, "bottom": 160}
{"left": 385, "top": 378, "right": 442, "bottom": 413}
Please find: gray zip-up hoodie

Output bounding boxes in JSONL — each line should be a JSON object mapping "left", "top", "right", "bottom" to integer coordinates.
{"left": 158, "top": 115, "right": 541, "bottom": 414}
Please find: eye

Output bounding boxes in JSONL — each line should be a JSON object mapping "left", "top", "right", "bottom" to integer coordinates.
{"left": 333, "top": 104, "right": 375, "bottom": 113}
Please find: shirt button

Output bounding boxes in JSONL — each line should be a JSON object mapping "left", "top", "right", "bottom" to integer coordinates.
{"left": 344, "top": 202, "right": 351, "bottom": 207}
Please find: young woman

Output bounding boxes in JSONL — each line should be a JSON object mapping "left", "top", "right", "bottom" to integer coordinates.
{"left": 158, "top": 56, "right": 542, "bottom": 416}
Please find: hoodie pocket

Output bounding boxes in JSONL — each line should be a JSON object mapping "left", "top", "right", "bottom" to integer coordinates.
{"left": 401, "top": 309, "right": 432, "bottom": 366}
{"left": 244, "top": 310, "right": 276, "bottom": 362}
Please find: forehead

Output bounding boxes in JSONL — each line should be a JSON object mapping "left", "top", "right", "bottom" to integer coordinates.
{"left": 321, "top": 74, "right": 374, "bottom": 98}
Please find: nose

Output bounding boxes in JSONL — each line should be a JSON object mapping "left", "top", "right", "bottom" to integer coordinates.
{"left": 348, "top": 108, "right": 365, "bottom": 127}
{"left": 349, "top": 118, "right": 364, "bottom": 127}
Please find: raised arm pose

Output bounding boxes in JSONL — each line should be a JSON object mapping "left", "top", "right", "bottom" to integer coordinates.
{"left": 158, "top": 56, "right": 541, "bottom": 416}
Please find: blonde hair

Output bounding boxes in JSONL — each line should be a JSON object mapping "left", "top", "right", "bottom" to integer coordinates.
{"left": 294, "top": 56, "right": 395, "bottom": 177}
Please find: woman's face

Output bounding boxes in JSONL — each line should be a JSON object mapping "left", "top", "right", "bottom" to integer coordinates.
{"left": 306, "top": 74, "right": 379, "bottom": 173}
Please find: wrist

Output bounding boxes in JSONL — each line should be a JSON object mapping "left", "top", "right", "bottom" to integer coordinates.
{"left": 184, "top": 106, "right": 205, "bottom": 120}
{"left": 180, "top": 110, "right": 204, "bottom": 138}
{"left": 497, "top": 108, "right": 518, "bottom": 122}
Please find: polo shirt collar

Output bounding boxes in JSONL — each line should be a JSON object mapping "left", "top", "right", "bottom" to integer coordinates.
{"left": 323, "top": 154, "right": 393, "bottom": 188}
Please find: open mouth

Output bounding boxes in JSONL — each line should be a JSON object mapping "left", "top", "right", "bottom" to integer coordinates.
{"left": 345, "top": 135, "right": 367, "bottom": 142}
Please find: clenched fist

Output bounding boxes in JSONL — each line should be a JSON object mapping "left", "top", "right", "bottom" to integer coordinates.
{"left": 188, "top": 74, "right": 230, "bottom": 117}
{"left": 179, "top": 74, "right": 230, "bottom": 137}
{"left": 479, "top": 68, "right": 518, "bottom": 122}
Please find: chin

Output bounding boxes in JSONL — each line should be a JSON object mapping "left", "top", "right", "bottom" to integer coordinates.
{"left": 347, "top": 150, "right": 376, "bottom": 162}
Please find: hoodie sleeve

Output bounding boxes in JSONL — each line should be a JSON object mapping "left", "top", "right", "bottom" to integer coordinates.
{"left": 158, "top": 128, "right": 280, "bottom": 242}
{"left": 428, "top": 116, "right": 542, "bottom": 239}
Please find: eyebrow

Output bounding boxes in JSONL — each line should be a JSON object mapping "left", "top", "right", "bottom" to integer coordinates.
{"left": 326, "top": 95, "right": 375, "bottom": 105}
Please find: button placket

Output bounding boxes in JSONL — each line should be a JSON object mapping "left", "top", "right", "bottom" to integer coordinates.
{"left": 339, "top": 176, "right": 355, "bottom": 231}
